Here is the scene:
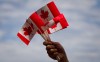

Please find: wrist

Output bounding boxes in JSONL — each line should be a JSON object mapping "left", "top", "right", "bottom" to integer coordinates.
{"left": 58, "top": 56, "right": 68, "bottom": 62}
{"left": 58, "top": 58, "right": 68, "bottom": 62}
{"left": 58, "top": 52, "right": 69, "bottom": 62}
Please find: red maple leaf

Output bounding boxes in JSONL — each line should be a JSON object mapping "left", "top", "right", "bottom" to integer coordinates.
{"left": 26, "top": 20, "right": 34, "bottom": 29}
{"left": 23, "top": 26, "right": 32, "bottom": 36}
{"left": 40, "top": 10, "right": 49, "bottom": 19}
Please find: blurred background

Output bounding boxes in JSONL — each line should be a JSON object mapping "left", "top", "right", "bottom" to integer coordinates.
{"left": 0, "top": 0, "right": 100, "bottom": 62}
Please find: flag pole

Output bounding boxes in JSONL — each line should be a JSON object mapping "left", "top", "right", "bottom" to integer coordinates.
{"left": 38, "top": 29, "right": 61, "bottom": 61}
{"left": 43, "top": 30, "right": 61, "bottom": 61}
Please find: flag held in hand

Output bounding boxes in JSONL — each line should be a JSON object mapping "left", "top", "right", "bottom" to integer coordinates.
{"left": 17, "top": 1, "right": 69, "bottom": 45}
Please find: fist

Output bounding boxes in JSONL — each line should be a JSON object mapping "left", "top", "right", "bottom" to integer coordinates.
{"left": 43, "top": 41, "right": 67, "bottom": 61}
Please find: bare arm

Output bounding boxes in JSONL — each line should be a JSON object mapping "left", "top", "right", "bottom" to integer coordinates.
{"left": 43, "top": 41, "right": 69, "bottom": 62}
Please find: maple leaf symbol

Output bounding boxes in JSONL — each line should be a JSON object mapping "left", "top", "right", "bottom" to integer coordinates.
{"left": 23, "top": 26, "right": 32, "bottom": 36}
{"left": 40, "top": 10, "right": 49, "bottom": 19}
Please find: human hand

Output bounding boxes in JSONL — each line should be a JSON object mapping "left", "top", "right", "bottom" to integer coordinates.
{"left": 43, "top": 41, "right": 69, "bottom": 62}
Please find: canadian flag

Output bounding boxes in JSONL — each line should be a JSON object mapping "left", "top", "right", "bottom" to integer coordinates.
{"left": 47, "top": 14, "right": 68, "bottom": 34}
{"left": 17, "top": 19, "right": 38, "bottom": 45}
{"left": 29, "top": 1, "right": 68, "bottom": 34}
{"left": 36, "top": 1, "right": 60, "bottom": 23}
{"left": 17, "top": 1, "right": 69, "bottom": 45}
{"left": 29, "top": 1, "right": 61, "bottom": 33}
{"left": 42, "top": 14, "right": 69, "bottom": 33}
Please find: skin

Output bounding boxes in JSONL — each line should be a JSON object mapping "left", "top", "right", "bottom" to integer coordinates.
{"left": 43, "top": 41, "right": 69, "bottom": 62}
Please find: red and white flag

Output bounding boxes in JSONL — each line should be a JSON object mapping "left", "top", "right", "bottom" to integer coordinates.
{"left": 17, "top": 19, "right": 38, "bottom": 45}
{"left": 41, "top": 14, "right": 69, "bottom": 33}
{"left": 29, "top": 1, "right": 61, "bottom": 33}
{"left": 36, "top": 1, "right": 60, "bottom": 23}
{"left": 17, "top": 1, "right": 69, "bottom": 45}
{"left": 34, "top": 1, "right": 68, "bottom": 34}
{"left": 47, "top": 14, "right": 69, "bottom": 34}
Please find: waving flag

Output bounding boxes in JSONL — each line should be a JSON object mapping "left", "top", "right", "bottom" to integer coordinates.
{"left": 29, "top": 1, "right": 61, "bottom": 33}
{"left": 17, "top": 1, "right": 69, "bottom": 45}
{"left": 17, "top": 19, "right": 38, "bottom": 45}
{"left": 47, "top": 14, "right": 69, "bottom": 34}
{"left": 36, "top": 1, "right": 60, "bottom": 23}
{"left": 42, "top": 14, "right": 69, "bottom": 34}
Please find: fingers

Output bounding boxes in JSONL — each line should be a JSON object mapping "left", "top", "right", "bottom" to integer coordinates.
{"left": 43, "top": 41, "right": 58, "bottom": 59}
{"left": 43, "top": 41, "right": 63, "bottom": 52}
{"left": 46, "top": 45, "right": 58, "bottom": 54}
{"left": 53, "top": 42, "right": 65, "bottom": 53}
{"left": 47, "top": 49, "right": 58, "bottom": 54}
{"left": 43, "top": 41, "right": 58, "bottom": 51}
{"left": 43, "top": 41, "right": 53, "bottom": 46}
{"left": 46, "top": 45, "right": 55, "bottom": 50}
{"left": 47, "top": 51, "right": 59, "bottom": 60}
{"left": 50, "top": 49, "right": 57, "bottom": 52}
{"left": 43, "top": 41, "right": 60, "bottom": 47}
{"left": 47, "top": 49, "right": 57, "bottom": 55}
{"left": 54, "top": 52, "right": 59, "bottom": 56}
{"left": 43, "top": 41, "right": 67, "bottom": 61}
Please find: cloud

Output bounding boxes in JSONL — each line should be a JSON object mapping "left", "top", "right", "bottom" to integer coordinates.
{"left": 0, "top": 39, "right": 55, "bottom": 62}
{"left": 0, "top": 0, "right": 100, "bottom": 62}
{"left": 0, "top": 30, "right": 5, "bottom": 38}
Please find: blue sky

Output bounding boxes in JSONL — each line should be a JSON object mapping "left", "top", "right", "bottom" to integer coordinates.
{"left": 0, "top": 0, "right": 100, "bottom": 62}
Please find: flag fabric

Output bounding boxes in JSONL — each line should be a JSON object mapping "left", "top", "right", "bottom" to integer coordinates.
{"left": 36, "top": 1, "right": 60, "bottom": 23}
{"left": 17, "top": 1, "right": 69, "bottom": 45}
{"left": 17, "top": 19, "right": 38, "bottom": 45}
{"left": 47, "top": 14, "right": 69, "bottom": 34}
{"left": 29, "top": 1, "right": 61, "bottom": 33}
{"left": 41, "top": 14, "right": 69, "bottom": 34}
